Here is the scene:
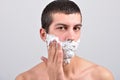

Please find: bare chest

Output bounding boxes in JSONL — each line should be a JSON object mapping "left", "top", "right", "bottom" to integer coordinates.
{"left": 34, "top": 69, "right": 95, "bottom": 80}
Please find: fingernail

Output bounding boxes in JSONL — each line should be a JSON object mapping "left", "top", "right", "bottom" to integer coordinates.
{"left": 53, "top": 40, "right": 57, "bottom": 43}
{"left": 49, "top": 41, "right": 52, "bottom": 45}
{"left": 41, "top": 56, "right": 44, "bottom": 60}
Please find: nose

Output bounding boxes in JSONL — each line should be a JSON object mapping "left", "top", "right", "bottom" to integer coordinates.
{"left": 65, "top": 29, "right": 75, "bottom": 41}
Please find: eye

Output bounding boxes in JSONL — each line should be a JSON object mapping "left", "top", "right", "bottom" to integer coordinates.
{"left": 57, "top": 26, "right": 67, "bottom": 31}
{"left": 73, "top": 26, "right": 81, "bottom": 31}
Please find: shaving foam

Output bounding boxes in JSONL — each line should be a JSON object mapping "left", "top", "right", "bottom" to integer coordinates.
{"left": 46, "top": 34, "right": 80, "bottom": 64}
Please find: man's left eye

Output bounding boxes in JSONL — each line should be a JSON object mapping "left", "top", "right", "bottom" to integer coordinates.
{"left": 74, "top": 27, "right": 81, "bottom": 31}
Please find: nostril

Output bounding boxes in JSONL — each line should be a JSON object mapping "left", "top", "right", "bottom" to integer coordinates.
{"left": 67, "top": 39, "right": 73, "bottom": 42}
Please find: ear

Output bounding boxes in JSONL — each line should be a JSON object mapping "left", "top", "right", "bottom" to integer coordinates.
{"left": 40, "top": 28, "right": 47, "bottom": 41}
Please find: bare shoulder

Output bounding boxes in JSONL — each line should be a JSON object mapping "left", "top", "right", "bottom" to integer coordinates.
{"left": 76, "top": 56, "right": 114, "bottom": 80}
{"left": 15, "top": 71, "right": 31, "bottom": 80}
{"left": 92, "top": 65, "right": 114, "bottom": 80}
{"left": 15, "top": 62, "right": 47, "bottom": 80}
{"left": 15, "top": 72, "right": 28, "bottom": 80}
{"left": 16, "top": 74, "right": 24, "bottom": 80}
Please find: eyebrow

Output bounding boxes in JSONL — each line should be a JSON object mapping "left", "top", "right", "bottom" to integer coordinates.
{"left": 75, "top": 24, "right": 82, "bottom": 27}
{"left": 55, "top": 23, "right": 82, "bottom": 27}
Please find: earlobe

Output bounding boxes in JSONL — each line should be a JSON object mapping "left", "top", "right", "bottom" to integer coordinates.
{"left": 40, "top": 28, "right": 47, "bottom": 41}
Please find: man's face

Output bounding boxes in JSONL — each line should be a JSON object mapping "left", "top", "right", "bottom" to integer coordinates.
{"left": 48, "top": 13, "right": 82, "bottom": 42}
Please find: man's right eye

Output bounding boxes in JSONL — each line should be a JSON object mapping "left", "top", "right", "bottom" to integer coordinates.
{"left": 57, "top": 26, "right": 67, "bottom": 31}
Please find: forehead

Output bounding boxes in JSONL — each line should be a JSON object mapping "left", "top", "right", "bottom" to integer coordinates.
{"left": 51, "top": 13, "right": 82, "bottom": 24}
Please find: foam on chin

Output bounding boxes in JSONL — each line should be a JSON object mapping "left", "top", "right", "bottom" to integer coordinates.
{"left": 46, "top": 34, "right": 80, "bottom": 64}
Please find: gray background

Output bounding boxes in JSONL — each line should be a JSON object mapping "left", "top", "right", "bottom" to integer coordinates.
{"left": 0, "top": 0, "right": 119, "bottom": 80}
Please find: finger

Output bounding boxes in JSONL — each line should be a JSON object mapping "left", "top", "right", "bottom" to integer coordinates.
{"left": 41, "top": 56, "right": 48, "bottom": 65}
{"left": 55, "top": 42, "right": 63, "bottom": 66}
{"left": 48, "top": 40, "right": 57, "bottom": 62}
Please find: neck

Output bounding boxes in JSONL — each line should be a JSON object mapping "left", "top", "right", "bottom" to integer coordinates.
{"left": 63, "top": 55, "right": 78, "bottom": 71}
{"left": 62, "top": 56, "right": 80, "bottom": 77}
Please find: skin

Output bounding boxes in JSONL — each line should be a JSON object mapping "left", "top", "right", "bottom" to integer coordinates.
{"left": 16, "top": 13, "right": 114, "bottom": 80}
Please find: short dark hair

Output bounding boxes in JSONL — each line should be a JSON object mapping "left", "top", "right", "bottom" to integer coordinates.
{"left": 41, "top": 0, "right": 82, "bottom": 33}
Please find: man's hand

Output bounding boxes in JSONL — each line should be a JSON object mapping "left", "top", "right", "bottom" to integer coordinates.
{"left": 41, "top": 40, "right": 66, "bottom": 80}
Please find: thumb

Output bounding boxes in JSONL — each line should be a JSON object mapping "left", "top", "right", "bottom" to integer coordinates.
{"left": 41, "top": 56, "right": 48, "bottom": 65}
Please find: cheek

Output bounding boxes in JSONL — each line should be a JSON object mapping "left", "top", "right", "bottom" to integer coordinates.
{"left": 77, "top": 32, "right": 81, "bottom": 39}
{"left": 55, "top": 35, "right": 65, "bottom": 42}
{"left": 74, "top": 32, "right": 81, "bottom": 41}
{"left": 48, "top": 32, "right": 65, "bottom": 42}
{"left": 77, "top": 35, "right": 80, "bottom": 40}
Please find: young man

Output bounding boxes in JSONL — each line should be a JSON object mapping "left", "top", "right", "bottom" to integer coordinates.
{"left": 16, "top": 0, "right": 114, "bottom": 80}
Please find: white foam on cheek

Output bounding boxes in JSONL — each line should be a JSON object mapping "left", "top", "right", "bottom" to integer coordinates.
{"left": 46, "top": 34, "right": 80, "bottom": 64}
{"left": 61, "top": 39, "right": 80, "bottom": 64}
{"left": 46, "top": 34, "right": 60, "bottom": 47}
